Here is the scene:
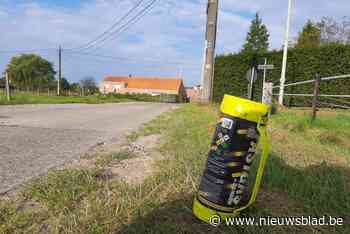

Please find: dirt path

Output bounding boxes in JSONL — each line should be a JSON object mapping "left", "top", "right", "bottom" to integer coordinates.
{"left": 71, "top": 134, "right": 163, "bottom": 185}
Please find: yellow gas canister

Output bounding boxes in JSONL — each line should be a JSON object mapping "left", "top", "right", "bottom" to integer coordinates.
{"left": 193, "top": 95, "right": 271, "bottom": 225}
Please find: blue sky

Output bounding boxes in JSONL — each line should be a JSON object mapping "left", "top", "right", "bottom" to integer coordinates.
{"left": 1, "top": 0, "right": 90, "bottom": 9}
{"left": 1, "top": 0, "right": 350, "bottom": 86}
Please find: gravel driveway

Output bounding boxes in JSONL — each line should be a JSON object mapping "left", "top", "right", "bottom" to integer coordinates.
{"left": 0, "top": 102, "right": 175, "bottom": 194}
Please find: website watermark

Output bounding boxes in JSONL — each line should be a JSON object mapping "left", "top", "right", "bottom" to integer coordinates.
{"left": 209, "top": 215, "right": 344, "bottom": 227}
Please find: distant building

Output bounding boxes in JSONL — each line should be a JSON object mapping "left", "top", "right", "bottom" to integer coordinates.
{"left": 100, "top": 76, "right": 187, "bottom": 102}
{"left": 186, "top": 85, "right": 202, "bottom": 102}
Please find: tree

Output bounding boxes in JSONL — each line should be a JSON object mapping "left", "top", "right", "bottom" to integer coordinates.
{"left": 6, "top": 54, "right": 56, "bottom": 91}
{"left": 60, "top": 77, "right": 70, "bottom": 91}
{"left": 79, "top": 77, "right": 98, "bottom": 95}
{"left": 242, "top": 13, "right": 270, "bottom": 54}
{"left": 0, "top": 76, "right": 5, "bottom": 89}
{"left": 69, "top": 82, "right": 80, "bottom": 91}
{"left": 318, "top": 17, "right": 350, "bottom": 45}
{"left": 296, "top": 20, "right": 321, "bottom": 48}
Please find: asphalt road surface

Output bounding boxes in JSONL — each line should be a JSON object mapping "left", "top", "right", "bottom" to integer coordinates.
{"left": 0, "top": 102, "right": 175, "bottom": 194}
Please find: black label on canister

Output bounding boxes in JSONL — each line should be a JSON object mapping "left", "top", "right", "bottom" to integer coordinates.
{"left": 197, "top": 115, "right": 259, "bottom": 211}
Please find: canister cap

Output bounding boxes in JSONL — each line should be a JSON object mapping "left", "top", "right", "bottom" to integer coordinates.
{"left": 220, "top": 95, "right": 269, "bottom": 123}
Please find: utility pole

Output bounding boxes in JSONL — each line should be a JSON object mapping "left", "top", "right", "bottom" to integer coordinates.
{"left": 5, "top": 71, "right": 11, "bottom": 101}
{"left": 177, "top": 67, "right": 183, "bottom": 79}
{"left": 57, "top": 46, "right": 62, "bottom": 96}
{"left": 279, "top": 0, "right": 293, "bottom": 105}
{"left": 201, "top": 0, "right": 219, "bottom": 103}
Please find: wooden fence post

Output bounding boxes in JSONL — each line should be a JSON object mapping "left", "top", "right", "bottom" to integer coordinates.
{"left": 311, "top": 73, "right": 321, "bottom": 122}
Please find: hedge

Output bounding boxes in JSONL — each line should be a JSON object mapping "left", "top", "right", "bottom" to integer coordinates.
{"left": 213, "top": 44, "right": 350, "bottom": 106}
{"left": 104, "top": 93, "right": 180, "bottom": 103}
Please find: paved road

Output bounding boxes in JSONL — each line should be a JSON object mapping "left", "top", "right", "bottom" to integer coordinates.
{"left": 0, "top": 102, "right": 175, "bottom": 194}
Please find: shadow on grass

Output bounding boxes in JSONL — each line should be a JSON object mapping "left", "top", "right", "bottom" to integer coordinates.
{"left": 119, "top": 153, "right": 350, "bottom": 234}
{"left": 263, "top": 153, "right": 350, "bottom": 217}
{"left": 118, "top": 194, "right": 254, "bottom": 234}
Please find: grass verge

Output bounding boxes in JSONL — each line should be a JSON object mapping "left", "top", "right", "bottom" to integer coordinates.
{"left": 0, "top": 93, "right": 130, "bottom": 105}
{"left": 0, "top": 104, "right": 349, "bottom": 233}
{"left": 0, "top": 92, "right": 179, "bottom": 105}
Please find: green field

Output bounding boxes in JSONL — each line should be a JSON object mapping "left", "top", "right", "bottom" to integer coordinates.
{"left": 0, "top": 92, "right": 179, "bottom": 105}
{"left": 0, "top": 92, "right": 128, "bottom": 105}
{"left": 0, "top": 104, "right": 349, "bottom": 233}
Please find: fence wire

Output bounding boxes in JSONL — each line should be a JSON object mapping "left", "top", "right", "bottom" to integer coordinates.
{"left": 273, "top": 74, "right": 350, "bottom": 89}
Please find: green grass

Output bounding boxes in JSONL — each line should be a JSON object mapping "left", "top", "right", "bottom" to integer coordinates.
{"left": 0, "top": 105, "right": 349, "bottom": 233}
{"left": 264, "top": 155, "right": 350, "bottom": 217}
{"left": 22, "top": 169, "right": 101, "bottom": 212}
{"left": 271, "top": 110, "right": 350, "bottom": 162}
{"left": 95, "top": 150, "right": 137, "bottom": 168}
{"left": 0, "top": 91, "right": 180, "bottom": 105}
{"left": 121, "top": 105, "right": 350, "bottom": 233}
{"left": 0, "top": 201, "right": 47, "bottom": 233}
{"left": 0, "top": 92, "right": 130, "bottom": 105}
{"left": 272, "top": 111, "right": 350, "bottom": 134}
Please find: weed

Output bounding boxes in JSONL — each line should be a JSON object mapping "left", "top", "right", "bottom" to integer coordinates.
{"left": 22, "top": 169, "right": 100, "bottom": 212}
{"left": 0, "top": 200, "right": 47, "bottom": 234}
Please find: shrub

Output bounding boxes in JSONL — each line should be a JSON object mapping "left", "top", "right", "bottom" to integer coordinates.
{"left": 214, "top": 44, "right": 350, "bottom": 106}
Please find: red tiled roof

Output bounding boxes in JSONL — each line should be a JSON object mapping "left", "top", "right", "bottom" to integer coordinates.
{"left": 104, "top": 76, "right": 183, "bottom": 92}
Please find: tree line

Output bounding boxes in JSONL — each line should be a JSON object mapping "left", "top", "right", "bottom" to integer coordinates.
{"left": 241, "top": 14, "right": 350, "bottom": 54}
{"left": 0, "top": 54, "right": 98, "bottom": 95}
{"left": 297, "top": 17, "right": 350, "bottom": 48}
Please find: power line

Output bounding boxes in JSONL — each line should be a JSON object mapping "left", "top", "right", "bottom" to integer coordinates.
{"left": 62, "top": 53, "right": 190, "bottom": 74}
{"left": 89, "top": 0, "right": 158, "bottom": 51}
{"left": 70, "top": 0, "right": 158, "bottom": 52}
{"left": 2, "top": 0, "right": 158, "bottom": 55}
{"left": 82, "top": 0, "right": 157, "bottom": 52}
{"left": 0, "top": 0, "right": 158, "bottom": 55}
{"left": 66, "top": 0, "right": 145, "bottom": 51}
{"left": 64, "top": 50, "right": 199, "bottom": 67}
{"left": 1, "top": 0, "right": 159, "bottom": 65}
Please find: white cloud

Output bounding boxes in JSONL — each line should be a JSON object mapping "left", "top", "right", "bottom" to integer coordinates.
{"left": 1, "top": 0, "right": 350, "bottom": 86}
{"left": 0, "top": 10, "right": 8, "bottom": 18}
{"left": 221, "top": 0, "right": 260, "bottom": 13}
